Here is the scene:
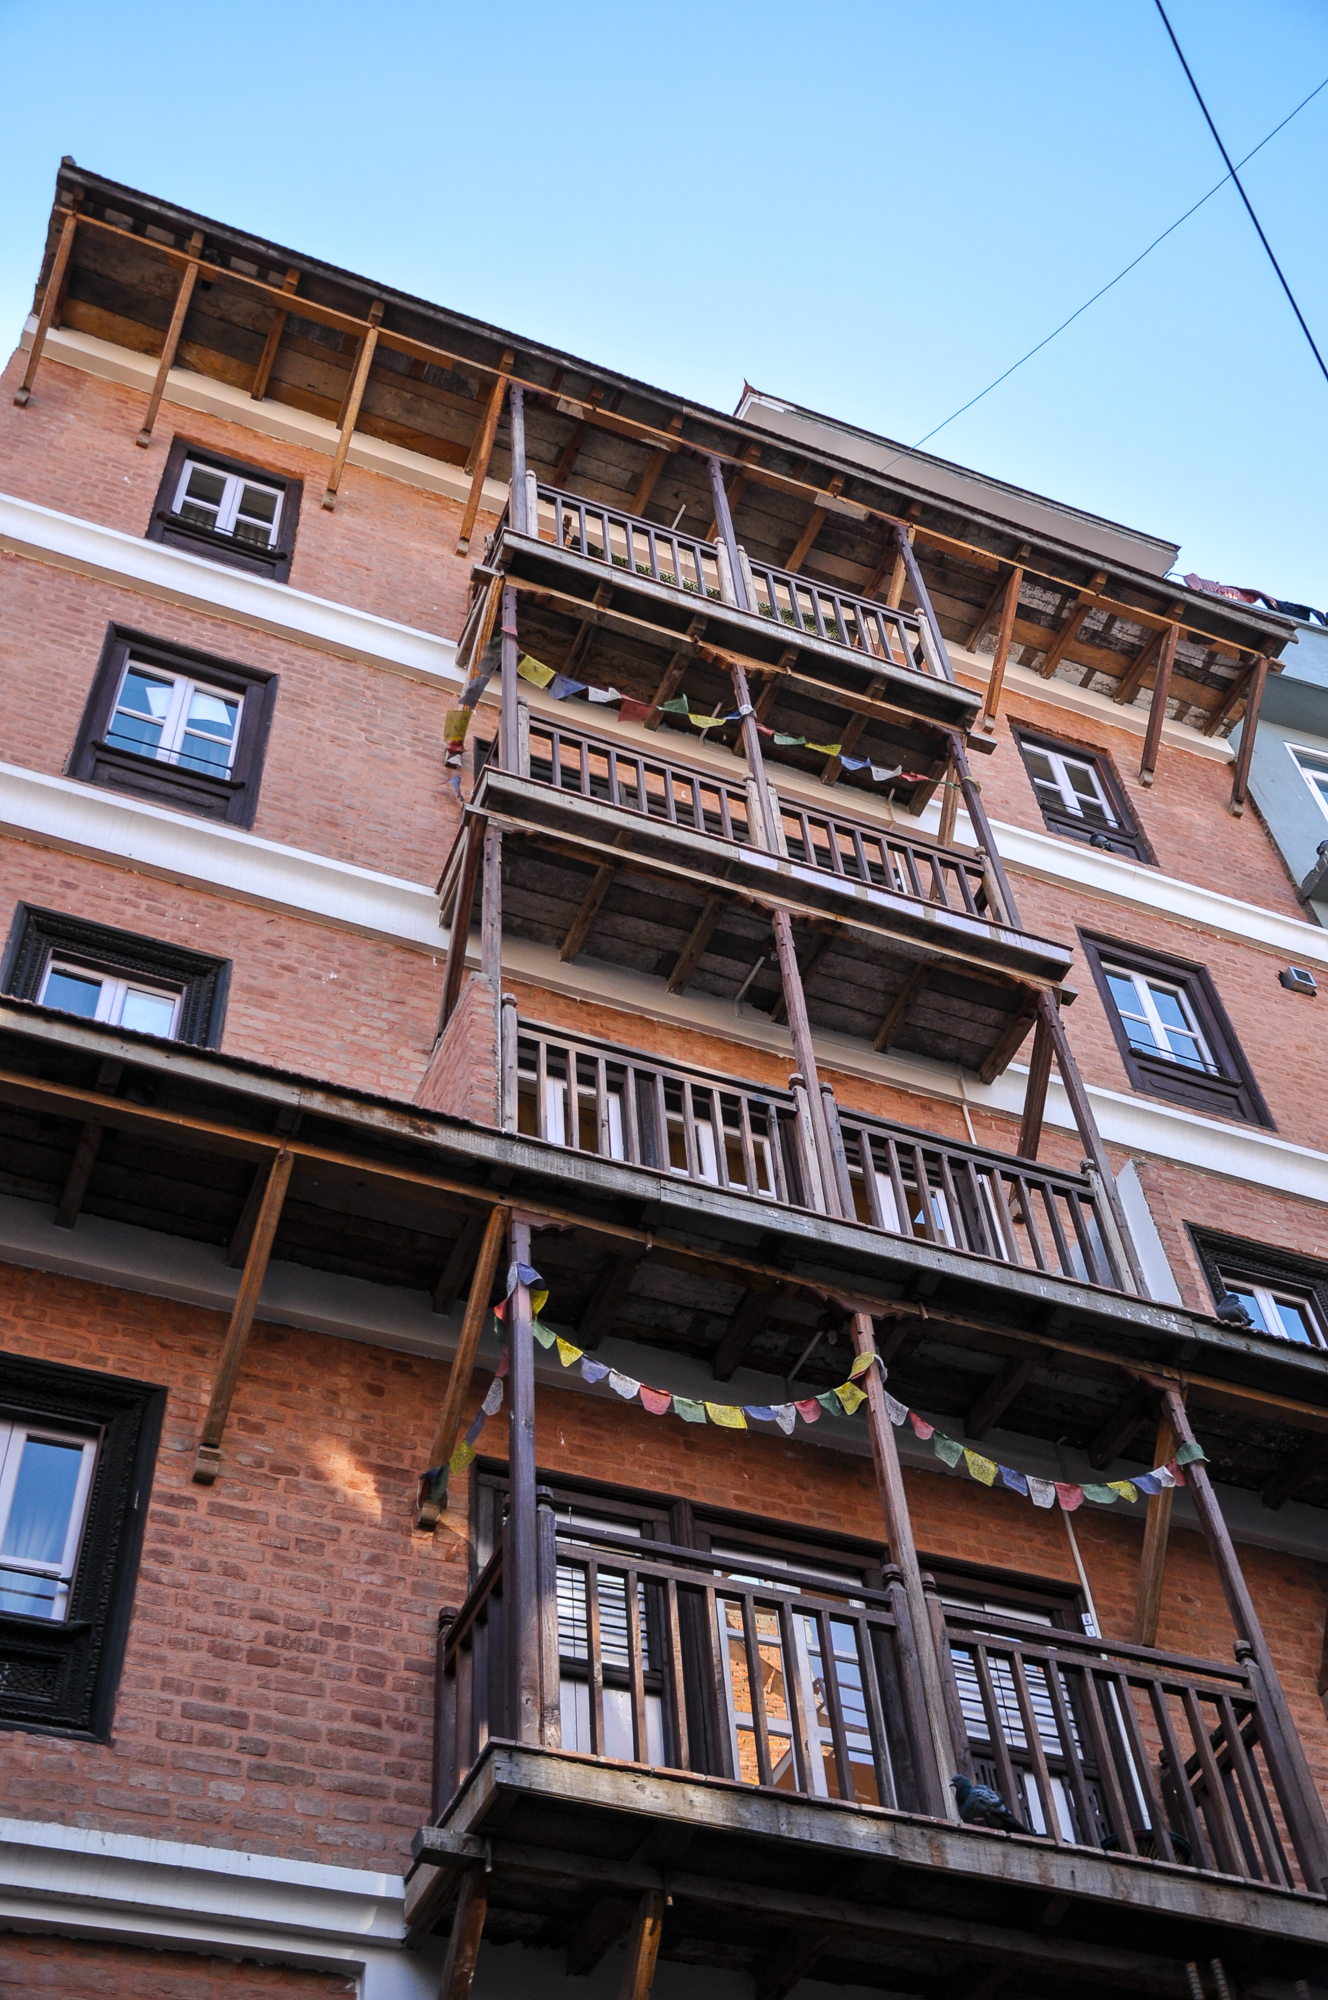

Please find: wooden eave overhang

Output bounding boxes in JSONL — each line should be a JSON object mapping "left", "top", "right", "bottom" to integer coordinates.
{"left": 34, "top": 165, "right": 1292, "bottom": 728}
{"left": 4, "top": 1003, "right": 1328, "bottom": 1510}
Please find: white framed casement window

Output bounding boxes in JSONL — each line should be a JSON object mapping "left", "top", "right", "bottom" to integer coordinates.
{"left": 172, "top": 458, "right": 283, "bottom": 550}
{"left": 104, "top": 659, "right": 243, "bottom": 778}
{"left": 0, "top": 1419, "right": 98, "bottom": 1621}
{"left": 1020, "top": 743, "right": 1119, "bottom": 831}
{"left": 1219, "top": 1275, "right": 1327, "bottom": 1348}
{"left": 1101, "top": 964, "right": 1217, "bottom": 1074}
{"left": 1286, "top": 743, "right": 1328, "bottom": 825}
{"left": 38, "top": 956, "right": 183, "bottom": 1039}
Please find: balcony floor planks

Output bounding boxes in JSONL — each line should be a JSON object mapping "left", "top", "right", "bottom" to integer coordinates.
{"left": 416, "top": 1743, "right": 1328, "bottom": 1990}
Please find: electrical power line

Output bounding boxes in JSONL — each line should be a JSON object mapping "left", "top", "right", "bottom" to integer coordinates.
{"left": 882, "top": 65, "right": 1328, "bottom": 470}
{"left": 1154, "top": 0, "right": 1328, "bottom": 389}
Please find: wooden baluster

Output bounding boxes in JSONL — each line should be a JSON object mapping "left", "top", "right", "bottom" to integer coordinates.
{"left": 1007, "top": 1648, "right": 1062, "bottom": 1839}
{"left": 776, "top": 1598, "right": 816, "bottom": 1794}
{"left": 816, "top": 1607, "right": 856, "bottom": 1801}
{"left": 740, "top": 1594, "right": 775, "bottom": 1786}
{"left": 1075, "top": 1665, "right": 1137, "bottom": 1852}
{"left": 855, "top": 1609, "right": 898, "bottom": 1808}
{"left": 1147, "top": 1677, "right": 1212, "bottom": 1867}
{"left": 970, "top": 1642, "right": 1022, "bottom": 1812}
{"left": 1042, "top": 1650, "right": 1099, "bottom": 1846}
{"left": 537, "top": 1490, "right": 562, "bottom": 1750}
{"left": 1181, "top": 1684, "right": 1245, "bottom": 1874}
{"left": 1107, "top": 1667, "right": 1179, "bottom": 1863}
{"left": 664, "top": 1577, "right": 691, "bottom": 1769}
{"left": 1216, "top": 1690, "right": 1290, "bottom": 1884}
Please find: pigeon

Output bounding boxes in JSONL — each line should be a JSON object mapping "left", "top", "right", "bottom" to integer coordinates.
{"left": 1214, "top": 1292, "right": 1253, "bottom": 1328}
{"left": 950, "top": 1773, "right": 1030, "bottom": 1834}
{"left": 1102, "top": 1827, "right": 1193, "bottom": 1863}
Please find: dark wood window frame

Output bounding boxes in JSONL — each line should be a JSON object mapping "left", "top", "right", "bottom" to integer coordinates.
{"left": 1189, "top": 1228, "right": 1328, "bottom": 1344}
{"left": 1, "top": 905, "right": 230, "bottom": 1048}
{"left": 1012, "top": 724, "right": 1155, "bottom": 864}
{"left": 146, "top": 437, "right": 302, "bottom": 583}
{"left": 0, "top": 1352, "right": 164, "bottom": 1740}
{"left": 1079, "top": 930, "right": 1273, "bottom": 1127}
{"left": 68, "top": 625, "right": 278, "bottom": 828}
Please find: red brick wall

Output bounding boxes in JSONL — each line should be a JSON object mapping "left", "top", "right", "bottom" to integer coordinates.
{"left": 0, "top": 844, "right": 442, "bottom": 1100}
{"left": 414, "top": 973, "right": 500, "bottom": 1124}
{"left": 0, "top": 1935, "right": 353, "bottom": 1999}
{"left": 0, "top": 348, "right": 493, "bottom": 641}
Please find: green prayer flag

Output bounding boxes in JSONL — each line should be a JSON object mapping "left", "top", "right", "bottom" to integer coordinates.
{"left": 933, "top": 1434, "right": 964, "bottom": 1468}
{"left": 659, "top": 695, "right": 690, "bottom": 714}
{"left": 815, "top": 1391, "right": 843, "bottom": 1417}
{"left": 1081, "top": 1483, "right": 1118, "bottom": 1504}
{"left": 1174, "top": 1440, "right": 1206, "bottom": 1466}
{"left": 673, "top": 1397, "right": 707, "bottom": 1423}
{"left": 531, "top": 1318, "right": 557, "bottom": 1349}
{"left": 773, "top": 732, "right": 806, "bottom": 747}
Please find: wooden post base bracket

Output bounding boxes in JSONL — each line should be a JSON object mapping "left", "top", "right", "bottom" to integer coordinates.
{"left": 193, "top": 1443, "right": 223, "bottom": 1485}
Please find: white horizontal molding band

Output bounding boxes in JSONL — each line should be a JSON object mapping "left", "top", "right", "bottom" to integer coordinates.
{"left": 21, "top": 319, "right": 510, "bottom": 515}
{"left": 498, "top": 934, "right": 1328, "bottom": 1203}
{"left": 0, "top": 762, "right": 442, "bottom": 949}
{"left": 0, "top": 490, "right": 461, "bottom": 688}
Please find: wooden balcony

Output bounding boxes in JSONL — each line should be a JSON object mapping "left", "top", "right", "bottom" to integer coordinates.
{"left": 513, "top": 1022, "right": 1133, "bottom": 1295}
{"left": 407, "top": 1512, "right": 1328, "bottom": 1994}
{"left": 471, "top": 716, "right": 1073, "bottom": 1079}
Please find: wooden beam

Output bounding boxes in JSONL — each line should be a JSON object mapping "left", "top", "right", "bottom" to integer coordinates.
{"left": 1114, "top": 601, "right": 1183, "bottom": 706}
{"left": 965, "top": 1356, "right": 1036, "bottom": 1441}
{"left": 643, "top": 648, "right": 691, "bottom": 730}
{"left": 1090, "top": 1383, "right": 1157, "bottom": 1471}
{"left": 630, "top": 414, "right": 684, "bottom": 515}
{"left": 565, "top": 1896, "right": 636, "bottom": 1975}
{"left": 666, "top": 898, "right": 723, "bottom": 995}
{"left": 1138, "top": 621, "right": 1179, "bottom": 785}
{"left": 322, "top": 300, "right": 383, "bottom": 509}
{"left": 976, "top": 999, "right": 1040, "bottom": 1087}
{"left": 753, "top": 1930, "right": 832, "bottom": 2000}
{"left": 936, "top": 754, "right": 960, "bottom": 848}
{"left": 873, "top": 960, "right": 932, "bottom": 1053}
{"left": 439, "top": 819, "right": 484, "bottom": 1032}
{"left": 1228, "top": 652, "right": 1270, "bottom": 814}
{"left": 771, "top": 928, "right": 833, "bottom": 1024}
{"left": 53, "top": 1057, "right": 122, "bottom": 1229}
{"left": 579, "top": 1255, "right": 642, "bottom": 1351}
{"left": 966, "top": 571, "right": 1010, "bottom": 650}
{"left": 136, "top": 230, "right": 204, "bottom": 446}
{"left": 439, "top": 1868, "right": 488, "bottom": 2000}
{"left": 713, "top": 1288, "right": 777, "bottom": 1382}
{"left": 619, "top": 1890, "right": 665, "bottom": 2000}
{"left": 432, "top": 1215, "right": 487, "bottom": 1315}
{"left": 1036, "top": 573, "right": 1107, "bottom": 678}
{"left": 1201, "top": 656, "right": 1258, "bottom": 738}
{"left": 14, "top": 205, "right": 79, "bottom": 407}
{"left": 250, "top": 265, "right": 299, "bottom": 401}
{"left": 784, "top": 477, "right": 841, "bottom": 574}
{"left": 551, "top": 390, "right": 602, "bottom": 487}
{"left": 456, "top": 353, "right": 513, "bottom": 553}
{"left": 1017, "top": 1013, "right": 1053, "bottom": 1161}
{"left": 1132, "top": 1411, "right": 1176, "bottom": 1648}
{"left": 559, "top": 864, "right": 616, "bottom": 962}
{"left": 417, "top": 1204, "right": 510, "bottom": 1527}
{"left": 193, "top": 1147, "right": 293, "bottom": 1483}
{"left": 1262, "top": 1432, "right": 1328, "bottom": 1512}
{"left": 980, "top": 565, "right": 1024, "bottom": 732}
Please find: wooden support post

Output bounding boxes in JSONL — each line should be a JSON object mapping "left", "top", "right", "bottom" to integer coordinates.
{"left": 507, "top": 1217, "right": 541, "bottom": 1746}
{"left": 936, "top": 755, "right": 960, "bottom": 848}
{"left": 1202, "top": 654, "right": 1259, "bottom": 737}
{"left": 643, "top": 650, "right": 690, "bottom": 730}
{"left": 438, "top": 1868, "right": 489, "bottom": 2000}
{"left": 508, "top": 383, "right": 528, "bottom": 534}
{"left": 456, "top": 358, "right": 513, "bottom": 553}
{"left": 439, "top": 819, "right": 483, "bottom": 1034}
{"left": 1228, "top": 653, "right": 1270, "bottom": 816}
{"left": 194, "top": 1147, "right": 293, "bottom": 1483}
{"left": 1035, "top": 990, "right": 1147, "bottom": 1295}
{"left": 1017, "top": 1012, "right": 1053, "bottom": 1160}
{"left": 850, "top": 1313, "right": 955, "bottom": 1816}
{"left": 979, "top": 566, "right": 1023, "bottom": 732}
{"left": 1138, "top": 621, "right": 1179, "bottom": 785}
{"left": 499, "top": 583, "right": 520, "bottom": 772}
{"left": 784, "top": 478, "right": 840, "bottom": 574}
{"left": 1131, "top": 1410, "right": 1176, "bottom": 1646}
{"left": 481, "top": 825, "right": 503, "bottom": 980}
{"left": 708, "top": 456, "right": 749, "bottom": 610}
{"left": 630, "top": 414, "right": 683, "bottom": 514}
{"left": 136, "top": 231, "right": 203, "bottom": 446}
{"left": 618, "top": 1890, "right": 665, "bottom": 2000}
{"left": 892, "top": 523, "right": 955, "bottom": 680}
{"left": 250, "top": 265, "right": 299, "bottom": 401}
{"left": 14, "top": 205, "right": 79, "bottom": 407}
{"left": 322, "top": 301, "right": 382, "bottom": 509}
{"left": 417, "top": 1205, "right": 510, "bottom": 1528}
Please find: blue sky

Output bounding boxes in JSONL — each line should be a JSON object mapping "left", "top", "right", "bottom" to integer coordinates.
{"left": 1, "top": 0, "right": 1325, "bottom": 600}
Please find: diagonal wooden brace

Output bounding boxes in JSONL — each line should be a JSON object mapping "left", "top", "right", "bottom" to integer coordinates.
{"left": 137, "top": 231, "right": 203, "bottom": 446}
{"left": 417, "top": 1204, "right": 510, "bottom": 1528}
{"left": 193, "top": 1146, "right": 292, "bottom": 1483}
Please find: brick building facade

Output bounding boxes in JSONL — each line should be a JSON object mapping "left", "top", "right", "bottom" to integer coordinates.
{"left": 0, "top": 163, "right": 1326, "bottom": 1997}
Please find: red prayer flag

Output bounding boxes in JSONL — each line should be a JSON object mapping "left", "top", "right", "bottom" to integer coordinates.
{"left": 1054, "top": 1482, "right": 1085, "bottom": 1512}
{"left": 909, "top": 1413, "right": 934, "bottom": 1440}
{"left": 639, "top": 1386, "right": 672, "bottom": 1415}
{"left": 617, "top": 698, "right": 653, "bottom": 722}
{"left": 1167, "top": 1459, "right": 1186, "bottom": 1486}
{"left": 794, "top": 1398, "right": 821, "bottom": 1423}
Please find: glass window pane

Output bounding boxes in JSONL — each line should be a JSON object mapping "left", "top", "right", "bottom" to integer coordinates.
{"left": 185, "top": 467, "right": 227, "bottom": 507}
{"left": 0, "top": 1566, "right": 62, "bottom": 1617}
{"left": 237, "top": 485, "right": 278, "bottom": 524}
{"left": 1023, "top": 750, "right": 1056, "bottom": 783}
{"left": 118, "top": 988, "right": 177, "bottom": 1037}
{"left": 43, "top": 968, "right": 102, "bottom": 1017}
{"left": 1228, "top": 1285, "right": 1271, "bottom": 1334}
{"left": 178, "top": 732, "right": 235, "bottom": 775}
{"left": 109, "top": 669, "right": 173, "bottom": 755}
{"left": 1271, "top": 1298, "right": 1317, "bottom": 1346}
{"left": 1149, "top": 985, "right": 1192, "bottom": 1036}
{"left": 1105, "top": 971, "right": 1142, "bottom": 1015}
{"left": 185, "top": 691, "right": 239, "bottom": 739}
{"left": 2, "top": 1439, "right": 83, "bottom": 1564}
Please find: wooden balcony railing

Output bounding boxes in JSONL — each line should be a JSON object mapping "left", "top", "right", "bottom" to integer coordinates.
{"left": 526, "top": 481, "right": 947, "bottom": 679}
{"left": 519, "top": 717, "right": 1005, "bottom": 924}
{"left": 434, "top": 1516, "right": 1324, "bottom": 1894}
{"left": 511, "top": 1023, "right": 1135, "bottom": 1293}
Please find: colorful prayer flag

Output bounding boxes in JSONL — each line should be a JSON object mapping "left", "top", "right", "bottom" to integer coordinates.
{"left": 443, "top": 707, "right": 472, "bottom": 745}
{"left": 674, "top": 1397, "right": 707, "bottom": 1423}
{"left": 1026, "top": 1476, "right": 1056, "bottom": 1509}
{"left": 933, "top": 1435, "right": 964, "bottom": 1468}
{"left": 1000, "top": 1466, "right": 1029, "bottom": 1497}
{"left": 707, "top": 1402, "right": 747, "bottom": 1429}
{"left": 531, "top": 1319, "right": 557, "bottom": 1349}
{"left": 836, "top": 1382, "right": 867, "bottom": 1416}
{"left": 1081, "top": 1483, "right": 1118, "bottom": 1505}
{"left": 517, "top": 655, "right": 555, "bottom": 688}
{"left": 886, "top": 1394, "right": 909, "bottom": 1426}
{"left": 481, "top": 1377, "right": 505, "bottom": 1416}
{"left": 609, "top": 1371, "right": 640, "bottom": 1400}
{"left": 1174, "top": 1440, "right": 1206, "bottom": 1466}
{"left": 772, "top": 1405, "right": 797, "bottom": 1435}
{"left": 964, "top": 1449, "right": 998, "bottom": 1486}
{"left": 1054, "top": 1482, "right": 1085, "bottom": 1512}
{"left": 580, "top": 1357, "right": 610, "bottom": 1385}
{"left": 848, "top": 1350, "right": 878, "bottom": 1379}
{"left": 1107, "top": 1480, "right": 1139, "bottom": 1504}
{"left": 815, "top": 1391, "right": 843, "bottom": 1417}
{"left": 794, "top": 1398, "right": 822, "bottom": 1423}
{"left": 639, "top": 1386, "right": 672, "bottom": 1416}
{"left": 617, "top": 697, "right": 652, "bottom": 722}
{"left": 556, "top": 1338, "right": 582, "bottom": 1368}
{"left": 744, "top": 1405, "right": 777, "bottom": 1423}
{"left": 449, "top": 1440, "right": 476, "bottom": 1474}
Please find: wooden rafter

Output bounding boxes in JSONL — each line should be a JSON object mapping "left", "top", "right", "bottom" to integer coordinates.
{"left": 784, "top": 475, "right": 842, "bottom": 574}
{"left": 964, "top": 1355, "right": 1036, "bottom": 1440}
{"left": 54, "top": 1057, "right": 123, "bottom": 1229}
{"left": 666, "top": 898, "right": 724, "bottom": 994}
{"left": 456, "top": 350, "right": 514, "bottom": 553}
{"left": 579, "top": 1255, "right": 642, "bottom": 1350}
{"left": 559, "top": 863, "right": 616, "bottom": 962}
{"left": 1263, "top": 1433, "right": 1328, "bottom": 1512}
{"left": 630, "top": 413, "right": 684, "bottom": 515}
{"left": 135, "top": 230, "right": 203, "bottom": 446}
{"left": 643, "top": 648, "right": 690, "bottom": 731}
{"left": 873, "top": 960, "right": 932, "bottom": 1053}
{"left": 432, "top": 1215, "right": 487, "bottom": 1315}
{"left": 980, "top": 562, "right": 1026, "bottom": 732}
{"left": 753, "top": 1931, "right": 833, "bottom": 2000}
{"left": 1035, "top": 572, "right": 1107, "bottom": 678}
{"left": 1202, "top": 655, "right": 1259, "bottom": 738}
{"left": 1088, "top": 1383, "right": 1156, "bottom": 1469}
{"left": 193, "top": 1147, "right": 293, "bottom": 1483}
{"left": 552, "top": 388, "right": 603, "bottom": 486}
{"left": 713, "top": 1287, "right": 778, "bottom": 1381}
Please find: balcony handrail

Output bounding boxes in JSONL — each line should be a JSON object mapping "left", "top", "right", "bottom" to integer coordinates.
{"left": 512, "top": 1018, "right": 1134, "bottom": 1292}
{"left": 435, "top": 1519, "right": 1320, "bottom": 1892}
{"left": 526, "top": 479, "right": 945, "bottom": 679}
{"left": 509, "top": 713, "right": 1006, "bottom": 926}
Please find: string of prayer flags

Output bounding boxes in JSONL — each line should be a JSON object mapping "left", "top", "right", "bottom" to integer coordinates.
{"left": 882, "top": 1392, "right": 1206, "bottom": 1514}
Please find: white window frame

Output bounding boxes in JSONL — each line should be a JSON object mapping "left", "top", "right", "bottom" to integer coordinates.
{"left": 1102, "top": 964, "right": 1218, "bottom": 1074}
{"left": 106, "top": 659, "right": 243, "bottom": 777}
{"left": 172, "top": 458, "right": 283, "bottom": 548}
{"left": 39, "top": 956, "right": 184, "bottom": 1038}
{"left": 1021, "top": 743, "right": 1119, "bottom": 827}
{"left": 1285, "top": 743, "right": 1328, "bottom": 827}
{"left": 0, "top": 1419, "right": 98, "bottom": 1622}
{"left": 1220, "top": 1274, "right": 1328, "bottom": 1349}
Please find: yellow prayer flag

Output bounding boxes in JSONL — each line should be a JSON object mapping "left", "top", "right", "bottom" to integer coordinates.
{"left": 448, "top": 1440, "right": 476, "bottom": 1474}
{"left": 964, "top": 1449, "right": 998, "bottom": 1486}
{"left": 1108, "top": 1479, "right": 1139, "bottom": 1504}
{"left": 530, "top": 1288, "right": 549, "bottom": 1318}
{"left": 835, "top": 1382, "right": 867, "bottom": 1416}
{"left": 556, "top": 1338, "right": 583, "bottom": 1368}
{"left": 443, "top": 707, "right": 472, "bottom": 745}
{"left": 517, "top": 654, "right": 555, "bottom": 688}
{"left": 848, "top": 1350, "right": 877, "bottom": 1379}
{"left": 706, "top": 1402, "right": 748, "bottom": 1430}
